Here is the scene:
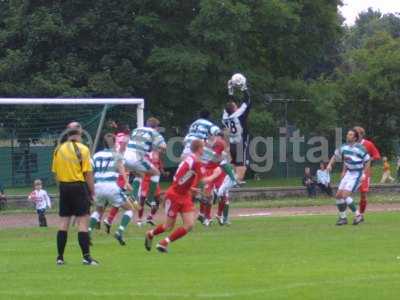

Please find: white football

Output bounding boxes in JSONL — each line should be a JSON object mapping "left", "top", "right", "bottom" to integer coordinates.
{"left": 231, "top": 73, "right": 246, "bottom": 87}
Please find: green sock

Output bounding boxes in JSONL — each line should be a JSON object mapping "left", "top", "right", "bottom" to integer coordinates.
{"left": 345, "top": 197, "right": 357, "bottom": 213}
{"left": 348, "top": 202, "right": 357, "bottom": 213}
{"left": 221, "top": 163, "right": 236, "bottom": 181}
{"left": 118, "top": 211, "right": 133, "bottom": 235}
{"left": 223, "top": 203, "right": 230, "bottom": 222}
{"left": 131, "top": 178, "right": 141, "bottom": 200}
{"left": 88, "top": 217, "right": 98, "bottom": 236}
{"left": 147, "top": 180, "right": 158, "bottom": 203}
{"left": 336, "top": 200, "right": 347, "bottom": 219}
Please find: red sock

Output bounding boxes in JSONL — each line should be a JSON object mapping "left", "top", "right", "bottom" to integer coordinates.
{"left": 107, "top": 207, "right": 119, "bottom": 224}
{"left": 168, "top": 227, "right": 188, "bottom": 242}
{"left": 138, "top": 207, "right": 144, "bottom": 219}
{"left": 205, "top": 204, "right": 212, "bottom": 219}
{"left": 151, "top": 224, "right": 166, "bottom": 237}
{"left": 199, "top": 202, "right": 205, "bottom": 215}
{"left": 360, "top": 193, "right": 367, "bottom": 214}
{"left": 217, "top": 197, "right": 226, "bottom": 216}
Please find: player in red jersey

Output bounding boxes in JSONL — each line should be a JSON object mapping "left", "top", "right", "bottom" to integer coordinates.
{"left": 137, "top": 150, "right": 166, "bottom": 226}
{"left": 144, "top": 140, "right": 216, "bottom": 253}
{"left": 353, "top": 126, "right": 381, "bottom": 224}
{"left": 198, "top": 136, "right": 227, "bottom": 226}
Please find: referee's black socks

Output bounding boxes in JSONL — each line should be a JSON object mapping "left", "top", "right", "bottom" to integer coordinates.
{"left": 57, "top": 230, "right": 68, "bottom": 260}
{"left": 78, "top": 231, "right": 90, "bottom": 259}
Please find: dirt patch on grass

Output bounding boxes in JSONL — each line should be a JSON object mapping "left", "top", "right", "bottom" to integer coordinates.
{"left": 2, "top": 203, "right": 400, "bottom": 229}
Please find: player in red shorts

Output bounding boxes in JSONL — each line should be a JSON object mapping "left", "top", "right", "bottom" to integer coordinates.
{"left": 353, "top": 126, "right": 381, "bottom": 224}
{"left": 144, "top": 140, "right": 216, "bottom": 253}
{"left": 137, "top": 151, "right": 165, "bottom": 226}
{"left": 198, "top": 136, "right": 237, "bottom": 226}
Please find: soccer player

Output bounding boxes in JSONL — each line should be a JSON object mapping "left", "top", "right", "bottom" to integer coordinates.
{"left": 137, "top": 150, "right": 165, "bottom": 226}
{"left": 89, "top": 133, "right": 134, "bottom": 246}
{"left": 124, "top": 117, "right": 166, "bottom": 206}
{"left": 198, "top": 137, "right": 226, "bottom": 226}
{"left": 103, "top": 122, "right": 131, "bottom": 233}
{"left": 353, "top": 126, "right": 381, "bottom": 224}
{"left": 198, "top": 136, "right": 237, "bottom": 226}
{"left": 182, "top": 110, "right": 221, "bottom": 158}
{"left": 144, "top": 140, "right": 215, "bottom": 253}
{"left": 222, "top": 74, "right": 251, "bottom": 181}
{"left": 327, "top": 129, "right": 371, "bottom": 226}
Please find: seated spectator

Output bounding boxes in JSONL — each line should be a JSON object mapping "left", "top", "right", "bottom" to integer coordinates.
{"left": 316, "top": 162, "right": 333, "bottom": 196}
{"left": 0, "top": 179, "right": 6, "bottom": 210}
{"left": 302, "top": 167, "right": 316, "bottom": 198}
{"left": 380, "top": 156, "right": 395, "bottom": 184}
{"left": 396, "top": 156, "right": 400, "bottom": 182}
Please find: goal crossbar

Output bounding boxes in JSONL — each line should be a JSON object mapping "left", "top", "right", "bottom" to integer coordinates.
{"left": 0, "top": 98, "right": 145, "bottom": 128}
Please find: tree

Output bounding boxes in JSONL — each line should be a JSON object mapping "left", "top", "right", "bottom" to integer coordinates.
{"left": 337, "top": 32, "right": 400, "bottom": 155}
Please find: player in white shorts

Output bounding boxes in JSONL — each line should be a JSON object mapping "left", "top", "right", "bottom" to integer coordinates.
{"left": 182, "top": 110, "right": 221, "bottom": 159}
{"left": 327, "top": 129, "right": 371, "bottom": 226}
{"left": 89, "top": 133, "right": 135, "bottom": 246}
{"left": 124, "top": 117, "right": 167, "bottom": 203}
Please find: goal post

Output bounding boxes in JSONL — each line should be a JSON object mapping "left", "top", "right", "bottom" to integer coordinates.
{"left": 0, "top": 98, "right": 145, "bottom": 188}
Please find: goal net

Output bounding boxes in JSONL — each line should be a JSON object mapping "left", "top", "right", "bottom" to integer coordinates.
{"left": 0, "top": 98, "right": 144, "bottom": 188}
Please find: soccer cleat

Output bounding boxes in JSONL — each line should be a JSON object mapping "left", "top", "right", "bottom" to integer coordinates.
{"left": 144, "top": 232, "right": 153, "bottom": 251}
{"left": 156, "top": 240, "right": 169, "bottom": 253}
{"left": 203, "top": 218, "right": 212, "bottom": 227}
{"left": 82, "top": 256, "right": 99, "bottom": 266}
{"left": 114, "top": 232, "right": 126, "bottom": 246}
{"left": 216, "top": 215, "right": 224, "bottom": 226}
{"left": 223, "top": 219, "right": 231, "bottom": 226}
{"left": 146, "top": 217, "right": 156, "bottom": 226}
{"left": 360, "top": 215, "right": 365, "bottom": 223}
{"left": 136, "top": 220, "right": 144, "bottom": 227}
{"left": 234, "top": 180, "right": 246, "bottom": 188}
{"left": 197, "top": 214, "right": 205, "bottom": 224}
{"left": 353, "top": 215, "right": 363, "bottom": 225}
{"left": 336, "top": 218, "right": 348, "bottom": 226}
{"left": 103, "top": 220, "right": 111, "bottom": 234}
{"left": 56, "top": 257, "right": 65, "bottom": 266}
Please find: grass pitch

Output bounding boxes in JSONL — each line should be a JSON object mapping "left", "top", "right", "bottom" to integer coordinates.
{"left": 0, "top": 213, "right": 399, "bottom": 300}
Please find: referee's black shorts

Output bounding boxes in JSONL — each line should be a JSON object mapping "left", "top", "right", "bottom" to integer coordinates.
{"left": 59, "top": 182, "right": 91, "bottom": 217}
{"left": 230, "top": 136, "right": 250, "bottom": 167}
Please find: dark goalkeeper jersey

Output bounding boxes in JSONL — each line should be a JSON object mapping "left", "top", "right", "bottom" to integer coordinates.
{"left": 222, "top": 90, "right": 251, "bottom": 144}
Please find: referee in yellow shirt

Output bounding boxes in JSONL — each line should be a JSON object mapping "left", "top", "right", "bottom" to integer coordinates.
{"left": 52, "top": 122, "right": 98, "bottom": 265}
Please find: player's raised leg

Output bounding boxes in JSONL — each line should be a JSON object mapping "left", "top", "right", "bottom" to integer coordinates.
{"left": 114, "top": 200, "right": 135, "bottom": 246}
{"left": 103, "top": 206, "right": 119, "bottom": 234}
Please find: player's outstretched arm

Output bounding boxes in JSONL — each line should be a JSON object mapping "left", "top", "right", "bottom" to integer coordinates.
{"left": 326, "top": 155, "right": 336, "bottom": 172}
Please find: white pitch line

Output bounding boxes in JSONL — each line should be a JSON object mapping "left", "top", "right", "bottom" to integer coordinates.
{"left": 238, "top": 212, "right": 272, "bottom": 217}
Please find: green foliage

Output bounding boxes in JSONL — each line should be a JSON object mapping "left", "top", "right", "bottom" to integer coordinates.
{"left": 1, "top": 2, "right": 400, "bottom": 155}
{"left": 0, "top": 0, "right": 342, "bottom": 130}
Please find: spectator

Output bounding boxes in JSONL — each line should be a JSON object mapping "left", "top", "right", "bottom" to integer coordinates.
{"left": 302, "top": 167, "right": 316, "bottom": 198}
{"left": 316, "top": 162, "right": 333, "bottom": 196}
{"left": 0, "top": 179, "right": 6, "bottom": 210}
{"left": 380, "top": 156, "right": 395, "bottom": 184}
{"left": 28, "top": 179, "right": 52, "bottom": 227}
{"left": 396, "top": 156, "right": 400, "bottom": 182}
